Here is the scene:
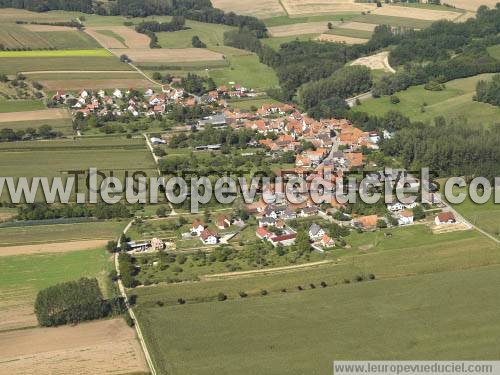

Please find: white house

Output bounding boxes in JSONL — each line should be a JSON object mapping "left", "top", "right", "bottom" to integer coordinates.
{"left": 113, "top": 89, "right": 123, "bottom": 99}
{"left": 308, "top": 223, "right": 325, "bottom": 241}
{"left": 150, "top": 137, "right": 166, "bottom": 145}
{"left": 200, "top": 229, "right": 219, "bottom": 245}
{"left": 398, "top": 210, "right": 414, "bottom": 226}
{"left": 191, "top": 220, "right": 205, "bottom": 236}
{"left": 435, "top": 212, "right": 456, "bottom": 225}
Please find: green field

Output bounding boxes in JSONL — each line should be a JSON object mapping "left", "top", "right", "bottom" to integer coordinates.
{"left": 0, "top": 24, "right": 99, "bottom": 50}
{"left": 0, "top": 56, "right": 132, "bottom": 75}
{"left": 0, "top": 49, "right": 111, "bottom": 58}
{"left": 156, "top": 20, "right": 233, "bottom": 49}
{"left": 0, "top": 136, "right": 157, "bottom": 201}
{"left": 354, "top": 74, "right": 500, "bottom": 127}
{"left": 264, "top": 14, "right": 358, "bottom": 27}
{"left": 0, "top": 221, "right": 124, "bottom": 247}
{"left": 262, "top": 34, "right": 320, "bottom": 51}
{"left": 95, "top": 29, "right": 127, "bottom": 44}
{"left": 0, "top": 99, "right": 45, "bottom": 113}
{"left": 487, "top": 44, "right": 500, "bottom": 60}
{"left": 136, "top": 265, "right": 500, "bottom": 374}
{"left": 0, "top": 118, "right": 73, "bottom": 135}
{"left": 449, "top": 187, "right": 500, "bottom": 238}
{"left": 352, "top": 14, "right": 434, "bottom": 29}
{"left": 0, "top": 247, "right": 115, "bottom": 329}
{"left": 209, "top": 55, "right": 279, "bottom": 90}
{"left": 326, "top": 27, "right": 373, "bottom": 39}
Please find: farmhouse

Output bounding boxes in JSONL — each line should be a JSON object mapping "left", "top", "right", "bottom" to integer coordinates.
{"left": 191, "top": 219, "right": 206, "bottom": 236}
{"left": 398, "top": 210, "right": 414, "bottom": 226}
{"left": 200, "top": 229, "right": 219, "bottom": 245}
{"left": 435, "top": 212, "right": 456, "bottom": 225}
{"left": 353, "top": 215, "right": 378, "bottom": 230}
{"left": 216, "top": 215, "right": 231, "bottom": 229}
{"left": 308, "top": 223, "right": 325, "bottom": 241}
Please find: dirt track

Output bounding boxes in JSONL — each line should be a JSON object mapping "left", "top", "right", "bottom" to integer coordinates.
{"left": 0, "top": 239, "right": 109, "bottom": 257}
{"left": 0, "top": 319, "right": 149, "bottom": 375}
{"left": 0, "top": 108, "right": 70, "bottom": 123}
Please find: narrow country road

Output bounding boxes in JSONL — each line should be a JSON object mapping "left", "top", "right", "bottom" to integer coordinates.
{"left": 115, "top": 220, "right": 158, "bottom": 375}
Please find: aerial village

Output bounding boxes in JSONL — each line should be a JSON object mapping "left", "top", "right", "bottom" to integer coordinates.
{"left": 53, "top": 82, "right": 464, "bottom": 254}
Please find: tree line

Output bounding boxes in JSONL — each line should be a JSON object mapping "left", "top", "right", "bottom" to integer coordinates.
{"left": 475, "top": 73, "right": 500, "bottom": 106}
{"left": 34, "top": 278, "right": 126, "bottom": 327}
{"left": 17, "top": 202, "right": 131, "bottom": 220}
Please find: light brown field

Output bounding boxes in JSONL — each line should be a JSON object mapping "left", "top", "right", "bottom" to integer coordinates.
{"left": 87, "top": 26, "right": 150, "bottom": 49}
{"left": 0, "top": 212, "right": 15, "bottom": 222}
{"left": 372, "top": 5, "right": 461, "bottom": 21}
{"left": 442, "top": 0, "right": 497, "bottom": 12}
{"left": 22, "top": 24, "right": 74, "bottom": 32}
{"left": 85, "top": 27, "right": 127, "bottom": 49}
{"left": 338, "top": 21, "right": 377, "bottom": 31}
{"left": 351, "top": 51, "right": 395, "bottom": 72}
{"left": 40, "top": 78, "right": 152, "bottom": 90}
{"left": 0, "top": 239, "right": 109, "bottom": 257}
{"left": 317, "top": 33, "right": 368, "bottom": 44}
{"left": 211, "top": 0, "right": 285, "bottom": 18}
{"left": 269, "top": 21, "right": 340, "bottom": 37}
{"left": 0, "top": 304, "right": 37, "bottom": 332}
{"left": 281, "top": 0, "right": 376, "bottom": 16}
{"left": 0, "top": 8, "right": 74, "bottom": 23}
{"left": 111, "top": 47, "right": 225, "bottom": 63}
{"left": 0, "top": 108, "right": 70, "bottom": 123}
{"left": 0, "top": 319, "right": 149, "bottom": 375}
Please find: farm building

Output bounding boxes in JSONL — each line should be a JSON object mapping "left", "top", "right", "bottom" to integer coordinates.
{"left": 435, "top": 212, "right": 456, "bottom": 225}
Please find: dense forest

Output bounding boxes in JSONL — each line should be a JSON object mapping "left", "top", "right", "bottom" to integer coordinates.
{"left": 381, "top": 120, "right": 500, "bottom": 181}
{"left": 475, "top": 73, "right": 500, "bottom": 106}
{"left": 0, "top": 0, "right": 92, "bottom": 12}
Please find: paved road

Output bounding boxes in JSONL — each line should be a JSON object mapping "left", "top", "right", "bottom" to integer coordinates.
{"left": 115, "top": 220, "right": 158, "bottom": 375}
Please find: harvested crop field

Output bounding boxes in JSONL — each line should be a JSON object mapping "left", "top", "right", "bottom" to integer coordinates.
{"left": 442, "top": 0, "right": 497, "bottom": 12}
{"left": 351, "top": 51, "right": 395, "bottom": 72}
{"left": 281, "top": 0, "right": 376, "bottom": 16}
{"left": 0, "top": 108, "right": 69, "bottom": 122}
{"left": 268, "top": 21, "right": 339, "bottom": 37}
{"left": 40, "top": 78, "right": 152, "bottom": 90}
{"left": 21, "top": 24, "right": 74, "bottom": 32}
{"left": 372, "top": 5, "right": 461, "bottom": 21}
{"left": 86, "top": 26, "right": 150, "bottom": 49}
{"left": 317, "top": 33, "right": 368, "bottom": 44}
{"left": 338, "top": 21, "right": 377, "bottom": 31}
{"left": 0, "top": 239, "right": 109, "bottom": 257}
{"left": 0, "top": 319, "right": 148, "bottom": 375}
{"left": 211, "top": 0, "right": 285, "bottom": 18}
{"left": 111, "top": 48, "right": 225, "bottom": 63}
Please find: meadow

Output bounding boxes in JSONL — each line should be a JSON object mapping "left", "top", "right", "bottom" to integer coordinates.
{"left": 0, "top": 136, "right": 157, "bottom": 201}
{"left": 354, "top": 74, "right": 500, "bottom": 127}
{"left": 0, "top": 247, "right": 116, "bottom": 331}
{"left": 0, "top": 221, "right": 124, "bottom": 247}
{"left": 133, "top": 225, "right": 500, "bottom": 307}
{"left": 156, "top": 20, "right": 233, "bottom": 49}
{"left": 448, "top": 187, "right": 500, "bottom": 238}
{"left": 0, "top": 23, "right": 100, "bottom": 50}
{"left": 326, "top": 27, "right": 373, "bottom": 40}
{"left": 136, "top": 265, "right": 500, "bottom": 374}
{"left": 0, "top": 49, "right": 111, "bottom": 58}
{"left": 0, "top": 99, "right": 44, "bottom": 113}
{"left": 0, "top": 56, "right": 132, "bottom": 75}
{"left": 209, "top": 55, "right": 279, "bottom": 91}
{"left": 0, "top": 118, "right": 72, "bottom": 134}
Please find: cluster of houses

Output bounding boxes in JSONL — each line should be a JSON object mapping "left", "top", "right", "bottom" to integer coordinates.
{"left": 189, "top": 215, "right": 244, "bottom": 245}
{"left": 54, "top": 81, "right": 258, "bottom": 120}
